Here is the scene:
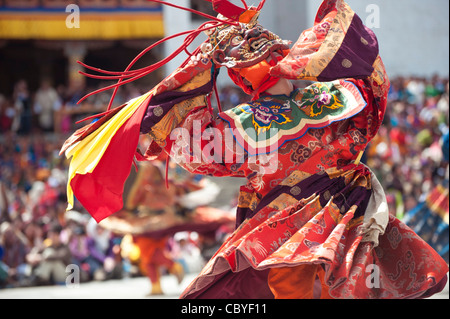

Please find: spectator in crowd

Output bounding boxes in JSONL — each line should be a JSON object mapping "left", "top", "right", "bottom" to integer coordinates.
{"left": 33, "top": 79, "right": 62, "bottom": 133}
{"left": 0, "top": 94, "right": 14, "bottom": 133}
{"left": 172, "top": 232, "right": 203, "bottom": 274}
{"left": 0, "top": 243, "right": 8, "bottom": 287}
{"left": 68, "top": 225, "right": 91, "bottom": 282}
{"left": 12, "top": 79, "right": 32, "bottom": 135}
{"left": 31, "top": 223, "right": 71, "bottom": 285}
{"left": 23, "top": 220, "right": 46, "bottom": 286}
{"left": 85, "top": 218, "right": 123, "bottom": 281}
{"left": 0, "top": 221, "right": 29, "bottom": 287}
{"left": 0, "top": 182, "right": 9, "bottom": 224}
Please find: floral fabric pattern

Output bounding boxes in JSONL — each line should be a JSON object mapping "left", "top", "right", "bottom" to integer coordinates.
{"left": 219, "top": 79, "right": 367, "bottom": 156}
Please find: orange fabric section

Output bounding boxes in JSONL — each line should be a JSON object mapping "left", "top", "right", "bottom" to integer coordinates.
{"left": 268, "top": 264, "right": 333, "bottom": 299}
{"left": 268, "top": 264, "right": 318, "bottom": 299}
{"left": 237, "top": 60, "right": 272, "bottom": 90}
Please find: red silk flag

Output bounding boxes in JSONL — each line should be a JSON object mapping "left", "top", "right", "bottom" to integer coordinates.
{"left": 65, "top": 94, "right": 151, "bottom": 222}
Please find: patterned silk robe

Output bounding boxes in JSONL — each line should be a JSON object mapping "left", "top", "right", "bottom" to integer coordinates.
{"left": 62, "top": 0, "right": 448, "bottom": 298}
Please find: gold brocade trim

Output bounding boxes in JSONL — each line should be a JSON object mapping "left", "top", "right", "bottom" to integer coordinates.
{"left": 267, "top": 193, "right": 298, "bottom": 211}
{"left": 147, "top": 68, "right": 213, "bottom": 147}
{"left": 280, "top": 170, "right": 312, "bottom": 187}
{"left": 239, "top": 165, "right": 370, "bottom": 231}
{"left": 175, "top": 69, "right": 213, "bottom": 93}
{"left": 300, "top": 1, "right": 354, "bottom": 80}
{"left": 328, "top": 201, "right": 365, "bottom": 230}
{"left": 149, "top": 95, "right": 206, "bottom": 146}
{"left": 237, "top": 190, "right": 255, "bottom": 208}
{"left": 369, "top": 55, "right": 391, "bottom": 99}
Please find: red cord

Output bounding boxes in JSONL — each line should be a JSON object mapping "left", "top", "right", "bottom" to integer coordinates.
{"left": 77, "top": 22, "right": 225, "bottom": 110}
{"left": 165, "top": 157, "right": 170, "bottom": 189}
{"left": 240, "top": 0, "right": 249, "bottom": 10}
{"left": 257, "top": 0, "right": 266, "bottom": 11}
{"left": 213, "top": 81, "right": 222, "bottom": 113}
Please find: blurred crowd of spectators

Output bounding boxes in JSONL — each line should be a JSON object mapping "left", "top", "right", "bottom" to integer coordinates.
{"left": 365, "top": 75, "right": 449, "bottom": 218}
{"left": 0, "top": 79, "right": 147, "bottom": 136}
{"left": 0, "top": 74, "right": 449, "bottom": 289}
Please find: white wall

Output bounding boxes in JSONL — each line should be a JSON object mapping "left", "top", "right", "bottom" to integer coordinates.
{"left": 161, "top": 0, "right": 193, "bottom": 78}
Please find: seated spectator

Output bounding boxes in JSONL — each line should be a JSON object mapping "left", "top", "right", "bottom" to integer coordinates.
{"left": 86, "top": 219, "right": 123, "bottom": 281}
{"left": 172, "top": 232, "right": 203, "bottom": 274}
{"left": 0, "top": 244, "right": 8, "bottom": 288}
{"left": 68, "top": 226, "right": 91, "bottom": 282}
{"left": 0, "top": 221, "right": 29, "bottom": 287}
{"left": 32, "top": 223, "right": 71, "bottom": 286}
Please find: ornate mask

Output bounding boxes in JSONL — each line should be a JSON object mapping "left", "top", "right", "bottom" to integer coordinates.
{"left": 208, "top": 21, "right": 291, "bottom": 70}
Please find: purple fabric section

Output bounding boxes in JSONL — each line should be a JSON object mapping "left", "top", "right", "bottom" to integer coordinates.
{"left": 140, "top": 80, "right": 213, "bottom": 134}
{"left": 318, "top": 14, "right": 379, "bottom": 82}
{"left": 236, "top": 206, "right": 252, "bottom": 228}
{"left": 237, "top": 169, "right": 372, "bottom": 225}
{"left": 184, "top": 268, "right": 274, "bottom": 299}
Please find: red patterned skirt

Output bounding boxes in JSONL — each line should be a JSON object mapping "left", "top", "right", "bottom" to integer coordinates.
{"left": 181, "top": 164, "right": 448, "bottom": 299}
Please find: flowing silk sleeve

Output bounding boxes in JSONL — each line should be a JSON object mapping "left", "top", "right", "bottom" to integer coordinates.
{"left": 60, "top": 58, "right": 218, "bottom": 222}
{"left": 141, "top": 82, "right": 252, "bottom": 178}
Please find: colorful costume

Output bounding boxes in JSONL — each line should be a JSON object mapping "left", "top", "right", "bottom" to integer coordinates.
{"left": 61, "top": 0, "right": 448, "bottom": 299}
